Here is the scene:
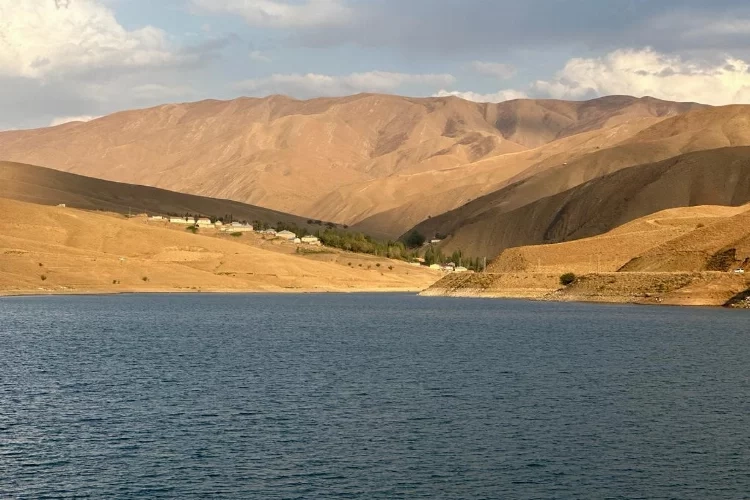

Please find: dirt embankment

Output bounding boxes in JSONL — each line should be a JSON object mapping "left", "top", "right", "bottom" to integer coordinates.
{"left": 422, "top": 272, "right": 750, "bottom": 307}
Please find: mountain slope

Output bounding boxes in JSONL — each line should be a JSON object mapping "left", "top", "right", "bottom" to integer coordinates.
{"left": 0, "top": 198, "right": 439, "bottom": 295}
{"left": 0, "top": 94, "right": 700, "bottom": 236}
{"left": 0, "top": 161, "right": 320, "bottom": 229}
{"left": 409, "top": 105, "right": 750, "bottom": 244}
{"left": 412, "top": 147, "right": 750, "bottom": 259}
{"left": 489, "top": 204, "right": 750, "bottom": 274}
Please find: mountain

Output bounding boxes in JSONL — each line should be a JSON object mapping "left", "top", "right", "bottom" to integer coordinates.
{"left": 0, "top": 161, "right": 323, "bottom": 229}
{"left": 0, "top": 197, "right": 438, "bottom": 295}
{"left": 424, "top": 203, "right": 750, "bottom": 307}
{"left": 489, "top": 204, "right": 750, "bottom": 274}
{"left": 0, "top": 94, "right": 701, "bottom": 238}
{"left": 411, "top": 146, "right": 750, "bottom": 259}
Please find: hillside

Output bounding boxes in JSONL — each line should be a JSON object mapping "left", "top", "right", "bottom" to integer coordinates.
{"left": 0, "top": 198, "right": 439, "bottom": 295}
{"left": 488, "top": 204, "right": 750, "bottom": 274}
{"left": 411, "top": 146, "right": 750, "bottom": 259}
{"left": 0, "top": 94, "right": 700, "bottom": 237}
{"left": 424, "top": 203, "right": 750, "bottom": 307}
{"left": 0, "top": 161, "right": 321, "bottom": 230}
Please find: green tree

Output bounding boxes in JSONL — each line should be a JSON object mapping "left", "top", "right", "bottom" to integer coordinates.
{"left": 404, "top": 230, "right": 426, "bottom": 248}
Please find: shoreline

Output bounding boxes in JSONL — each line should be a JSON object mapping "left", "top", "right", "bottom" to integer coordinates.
{"left": 0, "top": 286, "right": 428, "bottom": 298}
{"left": 420, "top": 272, "right": 750, "bottom": 308}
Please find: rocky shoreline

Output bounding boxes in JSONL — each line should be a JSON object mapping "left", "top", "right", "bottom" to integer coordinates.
{"left": 421, "top": 272, "right": 750, "bottom": 308}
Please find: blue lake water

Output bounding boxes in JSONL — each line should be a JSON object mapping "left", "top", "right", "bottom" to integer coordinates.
{"left": 1, "top": 293, "right": 749, "bottom": 499}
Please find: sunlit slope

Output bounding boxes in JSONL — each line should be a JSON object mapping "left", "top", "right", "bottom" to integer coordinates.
{"left": 489, "top": 204, "right": 750, "bottom": 274}
{"left": 414, "top": 147, "right": 750, "bottom": 259}
{"left": 0, "top": 161, "right": 316, "bottom": 229}
{"left": 0, "top": 198, "right": 439, "bottom": 295}
{"left": 0, "top": 94, "right": 699, "bottom": 236}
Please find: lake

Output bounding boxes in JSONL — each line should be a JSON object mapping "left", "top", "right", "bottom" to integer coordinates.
{"left": 1, "top": 293, "right": 749, "bottom": 499}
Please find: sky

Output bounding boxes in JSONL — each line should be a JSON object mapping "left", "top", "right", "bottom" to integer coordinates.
{"left": 2, "top": 0, "right": 750, "bottom": 129}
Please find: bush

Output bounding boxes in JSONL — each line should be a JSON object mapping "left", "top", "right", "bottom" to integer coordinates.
{"left": 230, "top": 232, "right": 243, "bottom": 237}
{"left": 560, "top": 273, "right": 577, "bottom": 286}
{"left": 142, "top": 276, "right": 149, "bottom": 282}
{"left": 404, "top": 230, "right": 426, "bottom": 248}
{"left": 388, "top": 265, "right": 394, "bottom": 271}
{"left": 40, "top": 274, "right": 47, "bottom": 281}
{"left": 186, "top": 225, "right": 198, "bottom": 234}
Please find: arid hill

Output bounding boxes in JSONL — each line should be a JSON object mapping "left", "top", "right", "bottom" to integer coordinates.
{"left": 424, "top": 203, "right": 750, "bottom": 307}
{"left": 0, "top": 94, "right": 700, "bottom": 237}
{"left": 411, "top": 146, "right": 750, "bottom": 259}
{"left": 489, "top": 204, "right": 750, "bottom": 274}
{"left": 0, "top": 161, "right": 322, "bottom": 230}
{"left": 0, "top": 198, "right": 439, "bottom": 295}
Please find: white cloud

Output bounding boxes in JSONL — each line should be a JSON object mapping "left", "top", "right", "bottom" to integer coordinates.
{"left": 236, "top": 71, "right": 456, "bottom": 98}
{"left": 531, "top": 48, "right": 750, "bottom": 105}
{"left": 0, "top": 0, "right": 191, "bottom": 80}
{"left": 469, "top": 61, "right": 517, "bottom": 80}
{"left": 192, "top": 0, "right": 352, "bottom": 28}
{"left": 433, "top": 89, "right": 528, "bottom": 103}
{"left": 250, "top": 50, "right": 272, "bottom": 63}
{"left": 49, "top": 115, "right": 101, "bottom": 127}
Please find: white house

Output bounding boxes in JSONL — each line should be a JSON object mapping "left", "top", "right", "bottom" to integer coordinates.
{"left": 149, "top": 215, "right": 164, "bottom": 221}
{"left": 301, "top": 236, "right": 321, "bottom": 246}
{"left": 454, "top": 266, "right": 469, "bottom": 273}
{"left": 170, "top": 217, "right": 192, "bottom": 224}
{"left": 276, "top": 230, "right": 297, "bottom": 240}
{"left": 196, "top": 218, "right": 213, "bottom": 228}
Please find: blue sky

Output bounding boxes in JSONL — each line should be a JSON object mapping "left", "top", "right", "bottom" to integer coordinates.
{"left": 2, "top": 0, "right": 750, "bottom": 129}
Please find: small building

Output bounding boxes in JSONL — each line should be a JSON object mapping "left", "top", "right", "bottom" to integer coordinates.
{"left": 430, "top": 239, "right": 442, "bottom": 244}
{"left": 301, "top": 235, "right": 321, "bottom": 246}
{"left": 149, "top": 215, "right": 164, "bottom": 221}
{"left": 293, "top": 238, "right": 302, "bottom": 244}
{"left": 262, "top": 229, "right": 277, "bottom": 236}
{"left": 170, "top": 217, "right": 192, "bottom": 224}
{"left": 429, "top": 264, "right": 441, "bottom": 270}
{"left": 454, "top": 266, "right": 469, "bottom": 273}
{"left": 276, "top": 230, "right": 297, "bottom": 241}
{"left": 57, "top": 203, "right": 66, "bottom": 208}
{"left": 214, "top": 221, "right": 223, "bottom": 227}
{"left": 196, "top": 218, "right": 214, "bottom": 228}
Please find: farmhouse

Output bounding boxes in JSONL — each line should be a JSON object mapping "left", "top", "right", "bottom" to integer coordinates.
{"left": 276, "top": 230, "right": 297, "bottom": 241}
{"left": 300, "top": 236, "right": 321, "bottom": 246}
{"left": 169, "top": 217, "right": 194, "bottom": 224}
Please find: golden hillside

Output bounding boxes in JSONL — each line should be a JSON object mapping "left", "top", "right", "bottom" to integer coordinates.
{"left": 0, "top": 161, "right": 319, "bottom": 229}
{"left": 0, "top": 94, "right": 699, "bottom": 237}
{"left": 424, "top": 204, "right": 750, "bottom": 307}
{"left": 413, "top": 146, "right": 750, "bottom": 259}
{"left": 489, "top": 204, "right": 750, "bottom": 274}
{"left": 0, "top": 198, "right": 440, "bottom": 296}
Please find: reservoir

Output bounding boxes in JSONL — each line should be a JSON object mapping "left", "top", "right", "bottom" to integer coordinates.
{"left": 1, "top": 294, "right": 748, "bottom": 498}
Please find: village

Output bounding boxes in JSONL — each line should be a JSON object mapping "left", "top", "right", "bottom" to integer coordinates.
{"left": 146, "top": 214, "right": 471, "bottom": 273}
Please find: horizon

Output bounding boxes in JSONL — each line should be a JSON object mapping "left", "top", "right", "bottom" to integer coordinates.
{"left": 4, "top": 91, "right": 708, "bottom": 133}
{"left": 2, "top": 0, "right": 750, "bottom": 130}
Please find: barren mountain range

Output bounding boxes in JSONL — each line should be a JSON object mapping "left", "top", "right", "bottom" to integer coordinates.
{"left": 2, "top": 93, "right": 750, "bottom": 263}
